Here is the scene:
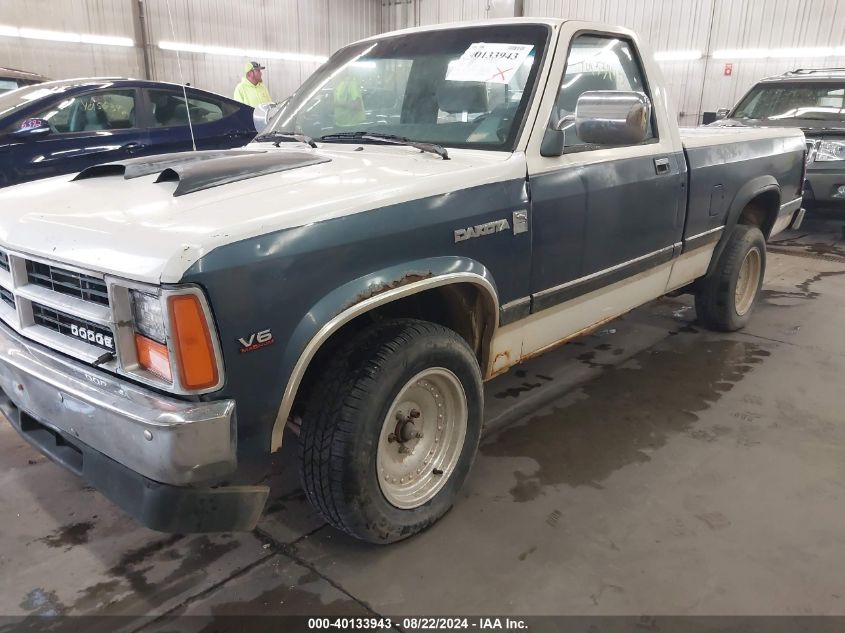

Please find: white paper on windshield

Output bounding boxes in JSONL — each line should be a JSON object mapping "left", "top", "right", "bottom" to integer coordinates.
{"left": 446, "top": 43, "right": 534, "bottom": 84}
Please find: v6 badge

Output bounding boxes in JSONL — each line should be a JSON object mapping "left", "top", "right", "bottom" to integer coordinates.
{"left": 238, "top": 329, "right": 274, "bottom": 353}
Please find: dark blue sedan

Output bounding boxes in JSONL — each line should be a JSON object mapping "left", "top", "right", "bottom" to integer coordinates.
{"left": 0, "top": 78, "right": 257, "bottom": 188}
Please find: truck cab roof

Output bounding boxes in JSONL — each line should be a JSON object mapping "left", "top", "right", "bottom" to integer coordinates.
{"left": 759, "top": 68, "right": 845, "bottom": 83}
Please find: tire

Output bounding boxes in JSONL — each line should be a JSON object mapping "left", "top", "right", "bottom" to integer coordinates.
{"left": 299, "top": 318, "right": 483, "bottom": 544}
{"left": 695, "top": 224, "right": 766, "bottom": 331}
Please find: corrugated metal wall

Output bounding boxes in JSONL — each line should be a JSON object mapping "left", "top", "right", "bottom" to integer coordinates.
{"left": 526, "top": 0, "right": 845, "bottom": 125}
{"left": 2, "top": 0, "right": 843, "bottom": 120}
{"left": 379, "top": 0, "right": 845, "bottom": 125}
{"left": 0, "top": 0, "right": 142, "bottom": 80}
{"left": 0, "top": 0, "right": 382, "bottom": 99}
{"left": 145, "top": 0, "right": 382, "bottom": 100}
{"left": 381, "top": 0, "right": 491, "bottom": 31}
{"left": 701, "top": 0, "right": 845, "bottom": 118}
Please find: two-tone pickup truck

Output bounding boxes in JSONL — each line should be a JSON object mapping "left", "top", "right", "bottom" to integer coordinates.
{"left": 0, "top": 18, "right": 806, "bottom": 543}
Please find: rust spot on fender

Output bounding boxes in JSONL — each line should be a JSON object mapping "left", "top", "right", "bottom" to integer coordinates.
{"left": 488, "top": 350, "right": 513, "bottom": 378}
{"left": 494, "top": 350, "right": 511, "bottom": 364}
{"left": 345, "top": 271, "right": 435, "bottom": 310}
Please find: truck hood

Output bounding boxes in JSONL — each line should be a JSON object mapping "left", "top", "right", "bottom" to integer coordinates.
{"left": 711, "top": 118, "right": 845, "bottom": 136}
{"left": 0, "top": 144, "right": 523, "bottom": 284}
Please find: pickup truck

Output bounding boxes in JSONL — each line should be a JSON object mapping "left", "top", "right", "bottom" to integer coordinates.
{"left": 711, "top": 68, "right": 845, "bottom": 211}
{"left": 0, "top": 18, "right": 806, "bottom": 543}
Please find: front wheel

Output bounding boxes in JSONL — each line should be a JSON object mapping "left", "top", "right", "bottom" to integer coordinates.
{"left": 299, "top": 319, "right": 483, "bottom": 544}
{"left": 695, "top": 224, "right": 766, "bottom": 331}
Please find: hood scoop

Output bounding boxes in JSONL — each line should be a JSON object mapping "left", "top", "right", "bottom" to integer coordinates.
{"left": 72, "top": 149, "right": 331, "bottom": 196}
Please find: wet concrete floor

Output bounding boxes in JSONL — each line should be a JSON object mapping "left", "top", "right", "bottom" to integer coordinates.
{"left": 2, "top": 218, "right": 845, "bottom": 625}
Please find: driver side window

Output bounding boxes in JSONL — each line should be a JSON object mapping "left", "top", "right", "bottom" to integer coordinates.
{"left": 553, "top": 34, "right": 656, "bottom": 149}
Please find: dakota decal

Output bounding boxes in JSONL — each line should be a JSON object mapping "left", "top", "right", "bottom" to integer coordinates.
{"left": 454, "top": 219, "right": 511, "bottom": 243}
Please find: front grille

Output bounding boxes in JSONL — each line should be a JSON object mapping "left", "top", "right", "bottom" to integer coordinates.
{"left": 26, "top": 260, "right": 109, "bottom": 306}
{"left": 32, "top": 304, "right": 115, "bottom": 352}
{"left": 0, "top": 287, "right": 14, "bottom": 309}
{"left": 0, "top": 250, "right": 9, "bottom": 273}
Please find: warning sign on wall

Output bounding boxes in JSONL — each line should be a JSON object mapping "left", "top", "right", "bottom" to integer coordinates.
{"left": 724, "top": 63, "right": 733, "bottom": 76}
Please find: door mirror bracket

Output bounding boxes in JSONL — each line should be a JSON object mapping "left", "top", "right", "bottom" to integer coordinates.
{"left": 540, "top": 114, "right": 575, "bottom": 157}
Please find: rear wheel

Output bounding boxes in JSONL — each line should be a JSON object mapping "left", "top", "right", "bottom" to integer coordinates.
{"left": 695, "top": 224, "right": 766, "bottom": 331}
{"left": 299, "top": 319, "right": 483, "bottom": 544}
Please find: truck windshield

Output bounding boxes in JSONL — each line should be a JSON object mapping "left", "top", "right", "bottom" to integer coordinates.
{"left": 733, "top": 82, "right": 845, "bottom": 122}
{"left": 262, "top": 24, "right": 550, "bottom": 152}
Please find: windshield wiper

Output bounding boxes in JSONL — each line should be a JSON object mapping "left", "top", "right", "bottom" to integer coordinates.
{"left": 319, "top": 131, "right": 449, "bottom": 160}
{"left": 254, "top": 131, "right": 317, "bottom": 149}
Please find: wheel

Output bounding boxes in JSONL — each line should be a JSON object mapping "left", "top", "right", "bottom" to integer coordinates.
{"left": 695, "top": 224, "right": 766, "bottom": 331}
{"left": 299, "top": 319, "right": 483, "bottom": 544}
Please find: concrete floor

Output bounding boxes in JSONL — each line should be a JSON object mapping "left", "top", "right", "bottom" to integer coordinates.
{"left": 2, "top": 218, "right": 845, "bottom": 626}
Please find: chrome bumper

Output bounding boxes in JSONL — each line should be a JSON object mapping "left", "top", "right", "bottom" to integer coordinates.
{"left": 0, "top": 319, "right": 236, "bottom": 486}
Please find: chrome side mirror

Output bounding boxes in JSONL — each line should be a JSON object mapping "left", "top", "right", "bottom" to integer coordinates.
{"left": 575, "top": 90, "right": 651, "bottom": 146}
{"left": 252, "top": 100, "right": 287, "bottom": 133}
{"left": 715, "top": 107, "right": 730, "bottom": 120}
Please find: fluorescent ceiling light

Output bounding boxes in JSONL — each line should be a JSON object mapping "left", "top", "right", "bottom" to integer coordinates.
{"left": 713, "top": 47, "right": 845, "bottom": 59}
{"left": 158, "top": 41, "right": 327, "bottom": 64}
{"left": 654, "top": 50, "right": 702, "bottom": 62}
{"left": 19, "top": 27, "right": 80, "bottom": 42}
{"left": 0, "top": 24, "right": 133, "bottom": 47}
{"left": 80, "top": 34, "right": 134, "bottom": 47}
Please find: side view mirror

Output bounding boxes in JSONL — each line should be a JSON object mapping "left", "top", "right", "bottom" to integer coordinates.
{"left": 252, "top": 99, "right": 288, "bottom": 133}
{"left": 540, "top": 114, "right": 575, "bottom": 157}
{"left": 715, "top": 107, "right": 731, "bottom": 120}
{"left": 10, "top": 118, "right": 51, "bottom": 139}
{"left": 575, "top": 91, "right": 652, "bottom": 146}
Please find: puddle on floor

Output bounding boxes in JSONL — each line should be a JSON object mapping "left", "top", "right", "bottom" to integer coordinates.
{"left": 481, "top": 339, "right": 771, "bottom": 502}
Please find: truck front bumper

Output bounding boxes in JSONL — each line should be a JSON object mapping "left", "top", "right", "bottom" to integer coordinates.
{"left": 804, "top": 166, "right": 845, "bottom": 209}
{"left": 0, "top": 320, "right": 267, "bottom": 532}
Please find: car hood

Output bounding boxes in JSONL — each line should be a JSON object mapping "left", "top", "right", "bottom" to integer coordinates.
{"left": 712, "top": 117, "right": 845, "bottom": 136}
{"left": 0, "top": 144, "right": 523, "bottom": 284}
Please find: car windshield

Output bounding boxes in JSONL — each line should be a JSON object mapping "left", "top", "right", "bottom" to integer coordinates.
{"left": 262, "top": 24, "right": 550, "bottom": 151}
{"left": 0, "top": 83, "right": 71, "bottom": 118}
{"left": 733, "top": 82, "right": 845, "bottom": 122}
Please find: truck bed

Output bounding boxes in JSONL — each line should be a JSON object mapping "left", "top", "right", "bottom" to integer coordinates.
{"left": 679, "top": 126, "right": 806, "bottom": 242}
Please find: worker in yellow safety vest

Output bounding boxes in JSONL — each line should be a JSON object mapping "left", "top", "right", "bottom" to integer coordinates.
{"left": 234, "top": 61, "right": 272, "bottom": 107}
{"left": 334, "top": 72, "right": 365, "bottom": 127}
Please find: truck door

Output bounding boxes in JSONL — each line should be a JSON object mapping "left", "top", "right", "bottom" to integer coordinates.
{"left": 526, "top": 28, "right": 687, "bottom": 314}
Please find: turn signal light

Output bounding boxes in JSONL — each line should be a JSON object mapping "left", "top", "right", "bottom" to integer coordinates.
{"left": 135, "top": 333, "right": 172, "bottom": 382}
{"left": 169, "top": 294, "right": 219, "bottom": 390}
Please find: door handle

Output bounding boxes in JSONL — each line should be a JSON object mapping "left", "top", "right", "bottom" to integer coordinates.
{"left": 654, "top": 157, "right": 671, "bottom": 175}
{"left": 121, "top": 141, "right": 145, "bottom": 152}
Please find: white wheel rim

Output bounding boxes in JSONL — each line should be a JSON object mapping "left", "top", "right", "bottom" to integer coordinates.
{"left": 376, "top": 367, "right": 468, "bottom": 509}
{"left": 735, "top": 247, "right": 762, "bottom": 316}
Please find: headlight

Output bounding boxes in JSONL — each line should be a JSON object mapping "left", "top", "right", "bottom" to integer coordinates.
{"left": 124, "top": 286, "right": 222, "bottom": 391}
{"left": 130, "top": 290, "right": 166, "bottom": 343}
{"left": 814, "top": 140, "right": 845, "bottom": 162}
